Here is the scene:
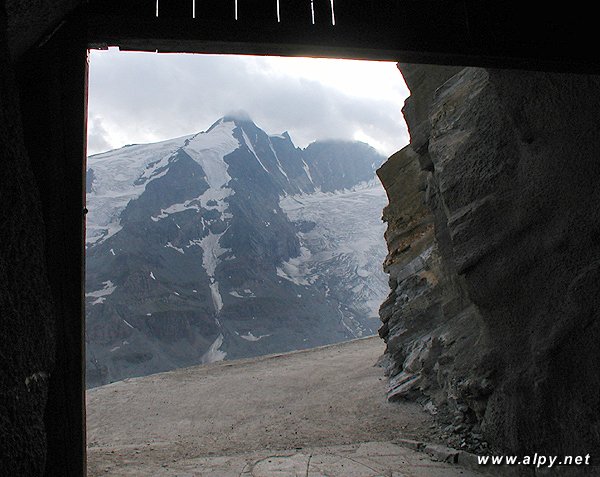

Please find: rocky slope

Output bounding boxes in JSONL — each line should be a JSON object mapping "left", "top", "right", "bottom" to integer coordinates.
{"left": 378, "top": 64, "right": 600, "bottom": 464}
{"left": 85, "top": 114, "right": 388, "bottom": 387}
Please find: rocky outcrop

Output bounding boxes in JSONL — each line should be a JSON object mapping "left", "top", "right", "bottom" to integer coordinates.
{"left": 378, "top": 64, "right": 600, "bottom": 462}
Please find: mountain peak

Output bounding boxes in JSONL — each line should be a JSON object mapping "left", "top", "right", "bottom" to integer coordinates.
{"left": 206, "top": 111, "right": 256, "bottom": 134}
{"left": 222, "top": 110, "right": 254, "bottom": 124}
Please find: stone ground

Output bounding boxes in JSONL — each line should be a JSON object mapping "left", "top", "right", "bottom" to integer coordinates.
{"left": 87, "top": 336, "right": 484, "bottom": 476}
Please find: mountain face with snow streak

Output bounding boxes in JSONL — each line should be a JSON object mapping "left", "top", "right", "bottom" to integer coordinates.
{"left": 85, "top": 114, "right": 388, "bottom": 388}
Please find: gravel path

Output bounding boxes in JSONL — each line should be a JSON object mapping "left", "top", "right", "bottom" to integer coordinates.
{"left": 87, "top": 337, "right": 446, "bottom": 476}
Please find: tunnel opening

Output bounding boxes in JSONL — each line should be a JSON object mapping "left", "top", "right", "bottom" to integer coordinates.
{"left": 83, "top": 50, "right": 444, "bottom": 475}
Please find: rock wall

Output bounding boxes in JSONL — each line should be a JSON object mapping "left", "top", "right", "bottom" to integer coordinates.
{"left": 5, "top": 0, "right": 80, "bottom": 58}
{"left": 378, "top": 64, "right": 600, "bottom": 462}
{"left": 0, "top": 2, "right": 56, "bottom": 474}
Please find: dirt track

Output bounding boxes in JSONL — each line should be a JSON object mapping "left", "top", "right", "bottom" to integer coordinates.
{"left": 87, "top": 337, "right": 439, "bottom": 476}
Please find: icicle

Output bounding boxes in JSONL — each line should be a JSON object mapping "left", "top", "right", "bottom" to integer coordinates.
{"left": 330, "top": 0, "right": 336, "bottom": 25}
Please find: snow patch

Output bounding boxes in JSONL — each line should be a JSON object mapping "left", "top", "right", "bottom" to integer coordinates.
{"left": 268, "top": 137, "right": 290, "bottom": 181}
{"left": 229, "top": 289, "right": 256, "bottom": 298}
{"left": 242, "top": 130, "right": 269, "bottom": 173}
{"left": 301, "top": 158, "right": 314, "bottom": 185}
{"left": 199, "top": 230, "right": 229, "bottom": 277}
{"left": 209, "top": 281, "right": 223, "bottom": 313}
{"left": 201, "top": 334, "right": 227, "bottom": 363}
{"left": 188, "top": 229, "right": 232, "bottom": 314}
{"left": 86, "top": 280, "right": 117, "bottom": 305}
{"left": 185, "top": 121, "right": 239, "bottom": 190}
{"left": 151, "top": 199, "right": 201, "bottom": 221}
{"left": 165, "top": 242, "right": 184, "bottom": 254}
{"left": 239, "top": 331, "right": 271, "bottom": 342}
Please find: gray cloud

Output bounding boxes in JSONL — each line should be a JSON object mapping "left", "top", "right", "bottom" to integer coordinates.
{"left": 87, "top": 116, "right": 113, "bottom": 155}
{"left": 87, "top": 51, "right": 409, "bottom": 156}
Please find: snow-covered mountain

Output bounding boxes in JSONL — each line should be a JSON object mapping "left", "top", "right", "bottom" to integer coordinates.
{"left": 85, "top": 113, "right": 389, "bottom": 387}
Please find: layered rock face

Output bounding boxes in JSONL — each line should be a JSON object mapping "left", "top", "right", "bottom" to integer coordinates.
{"left": 378, "top": 64, "right": 600, "bottom": 461}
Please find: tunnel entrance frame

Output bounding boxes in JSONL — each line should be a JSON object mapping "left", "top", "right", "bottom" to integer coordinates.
{"left": 14, "top": 2, "right": 599, "bottom": 475}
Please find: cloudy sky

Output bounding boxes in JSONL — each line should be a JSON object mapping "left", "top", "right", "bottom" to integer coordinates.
{"left": 87, "top": 49, "right": 410, "bottom": 157}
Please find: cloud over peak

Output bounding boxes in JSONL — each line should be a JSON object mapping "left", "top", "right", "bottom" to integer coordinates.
{"left": 87, "top": 51, "right": 410, "bottom": 157}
